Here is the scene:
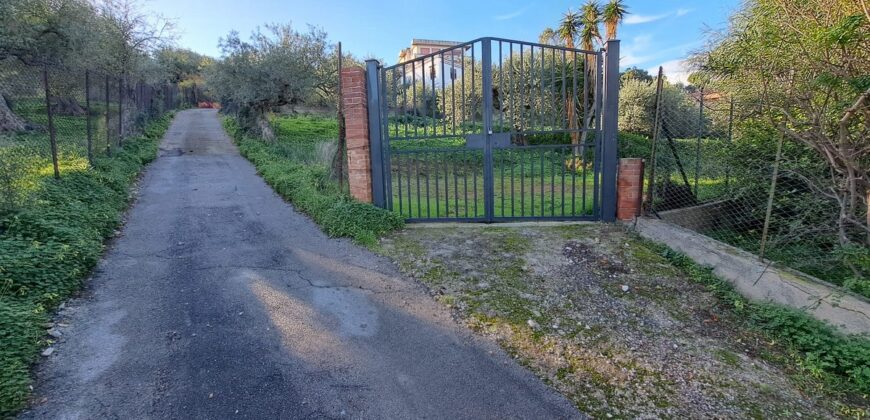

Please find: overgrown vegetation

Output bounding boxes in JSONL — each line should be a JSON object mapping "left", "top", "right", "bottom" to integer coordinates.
{"left": 691, "top": 0, "right": 869, "bottom": 287}
{"left": 0, "top": 113, "right": 172, "bottom": 417}
{"left": 224, "top": 115, "right": 403, "bottom": 245}
{"left": 644, "top": 238, "right": 870, "bottom": 396}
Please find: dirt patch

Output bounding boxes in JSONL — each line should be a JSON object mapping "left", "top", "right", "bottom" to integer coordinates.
{"left": 377, "top": 223, "right": 855, "bottom": 418}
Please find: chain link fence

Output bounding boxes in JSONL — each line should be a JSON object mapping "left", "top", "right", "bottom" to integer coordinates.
{"left": 623, "top": 69, "right": 869, "bottom": 298}
{"left": 0, "top": 59, "right": 192, "bottom": 212}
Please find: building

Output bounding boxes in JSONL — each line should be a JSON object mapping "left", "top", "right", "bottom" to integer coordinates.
{"left": 397, "top": 39, "right": 469, "bottom": 87}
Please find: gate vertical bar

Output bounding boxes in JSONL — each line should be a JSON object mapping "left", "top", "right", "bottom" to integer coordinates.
{"left": 481, "top": 39, "right": 494, "bottom": 222}
{"left": 365, "top": 60, "right": 386, "bottom": 208}
{"left": 600, "top": 40, "right": 620, "bottom": 222}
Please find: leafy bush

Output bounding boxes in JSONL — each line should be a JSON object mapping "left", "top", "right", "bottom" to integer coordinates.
{"left": 0, "top": 113, "right": 172, "bottom": 417}
{"left": 652, "top": 242, "right": 870, "bottom": 394}
{"left": 0, "top": 298, "right": 46, "bottom": 415}
{"left": 224, "top": 116, "right": 403, "bottom": 246}
{"left": 618, "top": 131, "right": 651, "bottom": 159}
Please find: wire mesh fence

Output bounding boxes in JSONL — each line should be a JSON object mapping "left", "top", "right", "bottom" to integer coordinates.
{"left": 0, "top": 59, "right": 189, "bottom": 212}
{"left": 628, "top": 69, "right": 870, "bottom": 298}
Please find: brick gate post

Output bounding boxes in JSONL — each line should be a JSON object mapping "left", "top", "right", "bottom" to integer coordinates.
{"left": 341, "top": 66, "right": 373, "bottom": 203}
{"left": 617, "top": 158, "right": 644, "bottom": 221}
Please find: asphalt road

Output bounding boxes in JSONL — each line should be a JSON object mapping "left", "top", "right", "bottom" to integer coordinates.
{"left": 21, "top": 109, "right": 581, "bottom": 420}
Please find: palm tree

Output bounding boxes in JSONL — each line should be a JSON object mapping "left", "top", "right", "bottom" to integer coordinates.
{"left": 556, "top": 11, "right": 582, "bottom": 49}
{"left": 579, "top": 0, "right": 602, "bottom": 51}
{"left": 602, "top": 0, "right": 628, "bottom": 40}
{"left": 577, "top": 0, "right": 601, "bottom": 152}
{"left": 554, "top": 10, "right": 582, "bottom": 146}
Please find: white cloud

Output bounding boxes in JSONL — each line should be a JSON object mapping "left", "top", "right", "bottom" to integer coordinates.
{"left": 494, "top": 8, "right": 526, "bottom": 21}
{"left": 625, "top": 8, "right": 692, "bottom": 25}
{"left": 624, "top": 13, "right": 669, "bottom": 25}
{"left": 621, "top": 35, "right": 654, "bottom": 66}
{"left": 648, "top": 59, "right": 692, "bottom": 84}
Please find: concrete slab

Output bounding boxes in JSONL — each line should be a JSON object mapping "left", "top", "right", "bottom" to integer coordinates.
{"left": 632, "top": 217, "right": 870, "bottom": 336}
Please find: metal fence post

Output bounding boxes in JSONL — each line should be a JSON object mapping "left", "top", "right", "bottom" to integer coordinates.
{"left": 105, "top": 74, "right": 111, "bottom": 156}
{"left": 694, "top": 86, "right": 705, "bottom": 196}
{"left": 725, "top": 96, "right": 734, "bottom": 190}
{"left": 645, "top": 66, "right": 665, "bottom": 214}
{"left": 118, "top": 75, "right": 123, "bottom": 147}
{"left": 600, "top": 40, "right": 620, "bottom": 222}
{"left": 481, "top": 39, "right": 494, "bottom": 222}
{"left": 759, "top": 131, "right": 785, "bottom": 260}
{"left": 42, "top": 64, "right": 60, "bottom": 179}
{"left": 366, "top": 59, "right": 386, "bottom": 208}
{"left": 85, "top": 70, "right": 93, "bottom": 166}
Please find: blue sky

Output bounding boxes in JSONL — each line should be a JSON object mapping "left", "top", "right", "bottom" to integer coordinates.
{"left": 143, "top": 0, "right": 741, "bottom": 82}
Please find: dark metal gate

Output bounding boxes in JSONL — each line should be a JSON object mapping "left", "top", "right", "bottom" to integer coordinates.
{"left": 367, "top": 37, "right": 619, "bottom": 222}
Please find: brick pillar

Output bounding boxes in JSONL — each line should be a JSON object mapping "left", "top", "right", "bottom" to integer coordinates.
{"left": 617, "top": 158, "right": 644, "bottom": 221}
{"left": 341, "top": 67, "right": 373, "bottom": 203}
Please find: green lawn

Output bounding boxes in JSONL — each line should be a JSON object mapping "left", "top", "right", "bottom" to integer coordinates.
{"left": 388, "top": 147, "right": 598, "bottom": 219}
{"left": 1, "top": 98, "right": 121, "bottom": 210}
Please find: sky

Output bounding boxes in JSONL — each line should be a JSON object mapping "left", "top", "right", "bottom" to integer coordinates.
{"left": 142, "top": 0, "right": 742, "bottom": 83}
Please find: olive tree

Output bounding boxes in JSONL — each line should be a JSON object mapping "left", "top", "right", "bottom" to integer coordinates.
{"left": 207, "top": 24, "right": 333, "bottom": 141}
{"left": 618, "top": 78, "right": 698, "bottom": 137}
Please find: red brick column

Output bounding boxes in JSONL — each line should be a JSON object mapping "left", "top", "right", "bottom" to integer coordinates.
{"left": 617, "top": 158, "right": 644, "bottom": 221}
{"left": 341, "top": 67, "right": 373, "bottom": 203}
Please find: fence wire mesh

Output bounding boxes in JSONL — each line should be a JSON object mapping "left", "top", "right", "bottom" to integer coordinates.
{"left": 630, "top": 71, "right": 869, "bottom": 298}
{"left": 0, "top": 59, "right": 188, "bottom": 212}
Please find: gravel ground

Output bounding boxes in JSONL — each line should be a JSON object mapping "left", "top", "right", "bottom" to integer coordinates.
{"left": 378, "top": 223, "right": 852, "bottom": 418}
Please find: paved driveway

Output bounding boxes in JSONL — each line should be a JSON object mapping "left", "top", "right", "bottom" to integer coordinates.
{"left": 21, "top": 109, "right": 581, "bottom": 419}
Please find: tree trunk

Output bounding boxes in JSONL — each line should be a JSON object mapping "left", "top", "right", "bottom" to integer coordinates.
{"left": 256, "top": 114, "right": 276, "bottom": 143}
{"left": 50, "top": 97, "right": 87, "bottom": 116}
{"left": 0, "top": 94, "right": 26, "bottom": 133}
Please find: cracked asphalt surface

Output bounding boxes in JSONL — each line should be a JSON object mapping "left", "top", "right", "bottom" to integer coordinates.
{"left": 20, "top": 109, "right": 581, "bottom": 419}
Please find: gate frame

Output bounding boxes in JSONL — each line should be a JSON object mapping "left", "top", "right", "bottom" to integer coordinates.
{"left": 365, "top": 37, "right": 621, "bottom": 222}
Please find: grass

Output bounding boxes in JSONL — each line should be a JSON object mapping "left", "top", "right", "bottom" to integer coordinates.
{"left": 379, "top": 125, "right": 606, "bottom": 220}
{"left": 225, "top": 115, "right": 403, "bottom": 246}
{"left": 1, "top": 98, "right": 130, "bottom": 212}
{"left": 389, "top": 149, "right": 599, "bottom": 219}
{"left": 0, "top": 113, "right": 173, "bottom": 417}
